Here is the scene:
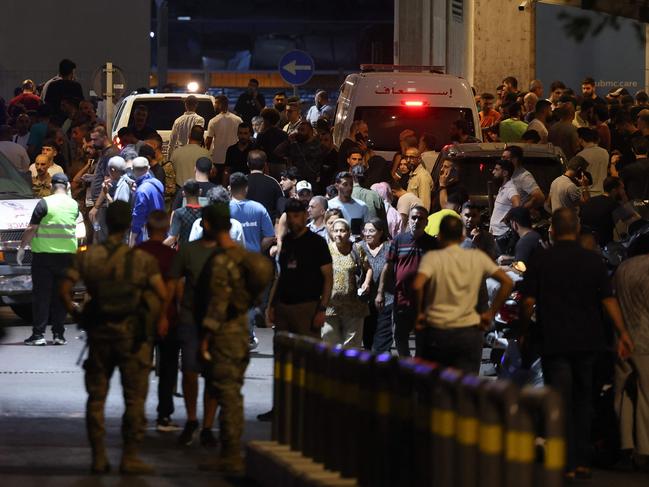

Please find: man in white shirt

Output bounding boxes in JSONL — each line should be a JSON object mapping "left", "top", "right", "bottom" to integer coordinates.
{"left": 327, "top": 171, "right": 369, "bottom": 241}
{"left": 0, "top": 125, "right": 30, "bottom": 173}
{"left": 412, "top": 215, "right": 513, "bottom": 373}
{"left": 307, "top": 195, "right": 328, "bottom": 239}
{"left": 169, "top": 96, "right": 205, "bottom": 156}
{"left": 489, "top": 159, "right": 520, "bottom": 254}
{"left": 305, "top": 91, "right": 334, "bottom": 127}
{"left": 28, "top": 138, "right": 64, "bottom": 177}
{"left": 577, "top": 127, "right": 609, "bottom": 196}
{"left": 205, "top": 95, "right": 242, "bottom": 169}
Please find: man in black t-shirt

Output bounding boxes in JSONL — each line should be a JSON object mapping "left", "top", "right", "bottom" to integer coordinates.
{"left": 246, "top": 150, "right": 283, "bottom": 221}
{"left": 234, "top": 79, "right": 265, "bottom": 124}
{"left": 268, "top": 199, "right": 333, "bottom": 338}
{"left": 224, "top": 122, "right": 253, "bottom": 178}
{"left": 520, "top": 208, "right": 633, "bottom": 476}
{"left": 580, "top": 176, "right": 639, "bottom": 246}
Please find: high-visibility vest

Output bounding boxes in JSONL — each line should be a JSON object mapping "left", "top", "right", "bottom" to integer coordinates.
{"left": 31, "top": 193, "right": 79, "bottom": 254}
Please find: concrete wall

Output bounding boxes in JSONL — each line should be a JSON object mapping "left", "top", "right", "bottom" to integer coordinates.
{"left": 0, "top": 0, "right": 150, "bottom": 101}
{"left": 472, "top": 0, "right": 535, "bottom": 94}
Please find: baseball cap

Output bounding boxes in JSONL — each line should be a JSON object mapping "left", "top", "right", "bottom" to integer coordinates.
{"left": 51, "top": 173, "right": 69, "bottom": 185}
{"left": 296, "top": 180, "right": 312, "bottom": 193}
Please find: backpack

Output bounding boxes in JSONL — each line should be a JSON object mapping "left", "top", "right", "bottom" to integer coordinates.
{"left": 161, "top": 160, "right": 177, "bottom": 201}
{"left": 80, "top": 244, "right": 141, "bottom": 327}
{"left": 193, "top": 247, "right": 274, "bottom": 326}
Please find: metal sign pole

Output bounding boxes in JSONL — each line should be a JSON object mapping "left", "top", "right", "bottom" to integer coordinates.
{"left": 105, "top": 62, "right": 114, "bottom": 130}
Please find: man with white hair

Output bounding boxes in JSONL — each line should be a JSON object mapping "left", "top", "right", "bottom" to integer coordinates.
{"left": 129, "top": 157, "right": 165, "bottom": 246}
{"left": 107, "top": 156, "right": 134, "bottom": 205}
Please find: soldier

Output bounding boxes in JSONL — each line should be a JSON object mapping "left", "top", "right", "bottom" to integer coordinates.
{"left": 31, "top": 154, "right": 52, "bottom": 198}
{"left": 198, "top": 202, "right": 272, "bottom": 474}
{"left": 60, "top": 201, "right": 168, "bottom": 474}
{"left": 19, "top": 172, "right": 82, "bottom": 345}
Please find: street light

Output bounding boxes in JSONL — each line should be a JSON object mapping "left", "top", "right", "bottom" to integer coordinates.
{"left": 187, "top": 81, "right": 199, "bottom": 93}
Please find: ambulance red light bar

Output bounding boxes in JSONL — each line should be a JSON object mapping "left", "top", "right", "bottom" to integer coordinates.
{"left": 402, "top": 100, "right": 428, "bottom": 107}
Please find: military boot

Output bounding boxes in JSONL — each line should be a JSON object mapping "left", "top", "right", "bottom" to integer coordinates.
{"left": 90, "top": 445, "right": 111, "bottom": 474}
{"left": 119, "top": 445, "right": 154, "bottom": 475}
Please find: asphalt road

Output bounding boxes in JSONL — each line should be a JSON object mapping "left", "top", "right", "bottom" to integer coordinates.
{"left": 1, "top": 308, "right": 647, "bottom": 486}
{"left": 0, "top": 308, "right": 272, "bottom": 486}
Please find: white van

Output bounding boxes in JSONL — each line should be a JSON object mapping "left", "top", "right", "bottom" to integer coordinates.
{"left": 332, "top": 66, "right": 481, "bottom": 160}
{"left": 111, "top": 92, "right": 216, "bottom": 156}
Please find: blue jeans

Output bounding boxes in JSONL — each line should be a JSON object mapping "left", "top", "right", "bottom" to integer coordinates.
{"left": 541, "top": 353, "right": 596, "bottom": 471}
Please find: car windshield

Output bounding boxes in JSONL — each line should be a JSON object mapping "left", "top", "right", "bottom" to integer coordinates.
{"left": 127, "top": 98, "right": 216, "bottom": 131}
{"left": 353, "top": 106, "right": 476, "bottom": 152}
{"left": 0, "top": 152, "right": 32, "bottom": 199}
{"left": 443, "top": 156, "right": 563, "bottom": 197}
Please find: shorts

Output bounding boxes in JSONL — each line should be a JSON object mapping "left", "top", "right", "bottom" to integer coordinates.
{"left": 176, "top": 321, "right": 203, "bottom": 374}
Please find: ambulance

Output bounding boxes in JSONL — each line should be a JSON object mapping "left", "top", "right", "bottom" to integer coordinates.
{"left": 333, "top": 65, "right": 481, "bottom": 160}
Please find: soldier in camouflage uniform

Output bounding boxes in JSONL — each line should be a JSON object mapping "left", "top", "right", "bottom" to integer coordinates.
{"left": 60, "top": 201, "right": 168, "bottom": 475}
{"left": 199, "top": 203, "right": 272, "bottom": 474}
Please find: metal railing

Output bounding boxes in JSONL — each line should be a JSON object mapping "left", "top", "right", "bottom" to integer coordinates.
{"left": 253, "top": 331, "right": 565, "bottom": 487}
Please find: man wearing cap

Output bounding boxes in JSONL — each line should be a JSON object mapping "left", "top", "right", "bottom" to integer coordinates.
{"left": 19, "top": 173, "right": 82, "bottom": 346}
{"left": 306, "top": 91, "right": 334, "bottom": 127}
{"left": 130, "top": 157, "right": 165, "bottom": 246}
{"left": 548, "top": 155, "right": 591, "bottom": 212}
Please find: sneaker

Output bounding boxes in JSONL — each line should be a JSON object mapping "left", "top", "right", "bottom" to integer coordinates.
{"left": 156, "top": 417, "right": 181, "bottom": 432}
{"left": 199, "top": 428, "right": 218, "bottom": 448}
{"left": 257, "top": 409, "right": 273, "bottom": 422}
{"left": 52, "top": 334, "right": 67, "bottom": 345}
{"left": 249, "top": 336, "right": 259, "bottom": 351}
{"left": 177, "top": 420, "right": 199, "bottom": 446}
{"left": 24, "top": 334, "right": 46, "bottom": 346}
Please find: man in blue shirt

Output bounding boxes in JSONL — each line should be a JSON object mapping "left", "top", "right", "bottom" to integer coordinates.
{"left": 130, "top": 157, "right": 165, "bottom": 246}
{"left": 229, "top": 172, "right": 275, "bottom": 253}
{"left": 229, "top": 172, "right": 276, "bottom": 350}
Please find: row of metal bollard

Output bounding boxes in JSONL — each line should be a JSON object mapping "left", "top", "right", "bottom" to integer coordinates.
{"left": 271, "top": 331, "right": 566, "bottom": 487}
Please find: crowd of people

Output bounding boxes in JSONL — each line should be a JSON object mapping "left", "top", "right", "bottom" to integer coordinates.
{"left": 1, "top": 59, "right": 649, "bottom": 478}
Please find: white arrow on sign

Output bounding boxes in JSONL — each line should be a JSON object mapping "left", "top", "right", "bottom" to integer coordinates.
{"left": 282, "top": 60, "right": 312, "bottom": 76}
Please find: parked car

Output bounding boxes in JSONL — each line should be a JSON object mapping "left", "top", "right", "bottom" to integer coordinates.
{"left": 431, "top": 142, "right": 567, "bottom": 208}
{"left": 111, "top": 92, "right": 217, "bottom": 157}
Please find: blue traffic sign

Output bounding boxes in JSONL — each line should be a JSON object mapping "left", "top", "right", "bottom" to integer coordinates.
{"left": 278, "top": 50, "right": 315, "bottom": 86}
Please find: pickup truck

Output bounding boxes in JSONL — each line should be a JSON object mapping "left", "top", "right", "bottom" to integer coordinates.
{"left": 0, "top": 152, "right": 84, "bottom": 322}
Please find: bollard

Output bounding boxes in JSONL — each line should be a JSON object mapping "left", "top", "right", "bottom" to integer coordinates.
{"left": 322, "top": 345, "right": 345, "bottom": 473}
{"left": 372, "top": 353, "right": 398, "bottom": 487}
{"left": 290, "top": 337, "right": 316, "bottom": 452}
{"left": 455, "top": 374, "right": 487, "bottom": 487}
{"left": 412, "top": 361, "right": 439, "bottom": 487}
{"left": 339, "top": 348, "right": 362, "bottom": 479}
{"left": 394, "top": 359, "right": 418, "bottom": 486}
{"left": 519, "top": 386, "right": 565, "bottom": 487}
{"left": 311, "top": 342, "right": 330, "bottom": 465}
{"left": 431, "top": 367, "right": 463, "bottom": 487}
{"left": 477, "top": 379, "right": 519, "bottom": 487}
{"left": 354, "top": 350, "right": 375, "bottom": 487}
